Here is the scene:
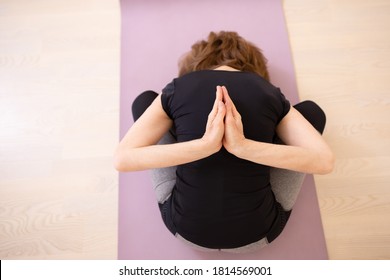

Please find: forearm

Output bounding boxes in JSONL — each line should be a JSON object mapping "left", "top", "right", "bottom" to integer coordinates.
{"left": 115, "top": 139, "right": 214, "bottom": 172}
{"left": 235, "top": 139, "right": 334, "bottom": 174}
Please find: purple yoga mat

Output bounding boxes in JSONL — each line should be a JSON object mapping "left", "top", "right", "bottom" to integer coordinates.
{"left": 119, "top": 0, "right": 328, "bottom": 259}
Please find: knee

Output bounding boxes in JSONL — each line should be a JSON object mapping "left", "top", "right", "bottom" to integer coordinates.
{"left": 295, "top": 100, "right": 326, "bottom": 134}
{"left": 131, "top": 90, "right": 158, "bottom": 121}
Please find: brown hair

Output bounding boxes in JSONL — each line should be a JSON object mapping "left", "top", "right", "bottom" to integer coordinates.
{"left": 178, "top": 31, "right": 270, "bottom": 81}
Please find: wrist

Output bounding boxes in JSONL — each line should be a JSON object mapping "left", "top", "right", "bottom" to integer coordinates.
{"left": 232, "top": 138, "right": 248, "bottom": 158}
{"left": 224, "top": 137, "right": 248, "bottom": 158}
{"left": 199, "top": 137, "right": 222, "bottom": 156}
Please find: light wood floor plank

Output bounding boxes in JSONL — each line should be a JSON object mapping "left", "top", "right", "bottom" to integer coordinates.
{"left": 284, "top": 0, "right": 390, "bottom": 259}
{"left": 0, "top": 0, "right": 120, "bottom": 259}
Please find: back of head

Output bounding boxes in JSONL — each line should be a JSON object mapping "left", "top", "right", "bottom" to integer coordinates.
{"left": 178, "top": 31, "right": 270, "bottom": 81}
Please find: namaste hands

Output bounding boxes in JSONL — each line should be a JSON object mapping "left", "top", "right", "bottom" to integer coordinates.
{"left": 202, "top": 86, "right": 246, "bottom": 155}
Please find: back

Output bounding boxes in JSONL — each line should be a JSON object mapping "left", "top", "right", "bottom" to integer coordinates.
{"left": 161, "top": 70, "right": 290, "bottom": 248}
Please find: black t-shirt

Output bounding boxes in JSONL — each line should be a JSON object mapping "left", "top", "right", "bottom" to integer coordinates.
{"left": 161, "top": 70, "right": 291, "bottom": 248}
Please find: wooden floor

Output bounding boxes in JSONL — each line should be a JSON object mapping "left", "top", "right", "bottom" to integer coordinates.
{"left": 284, "top": 0, "right": 390, "bottom": 259}
{"left": 0, "top": 0, "right": 120, "bottom": 259}
{"left": 0, "top": 0, "right": 389, "bottom": 259}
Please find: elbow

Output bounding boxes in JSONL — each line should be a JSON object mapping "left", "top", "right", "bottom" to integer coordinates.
{"left": 114, "top": 158, "right": 125, "bottom": 172}
{"left": 113, "top": 153, "right": 126, "bottom": 172}
{"left": 113, "top": 148, "right": 132, "bottom": 172}
{"left": 317, "top": 150, "right": 335, "bottom": 175}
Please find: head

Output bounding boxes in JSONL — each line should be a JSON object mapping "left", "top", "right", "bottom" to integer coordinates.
{"left": 178, "top": 31, "right": 270, "bottom": 81}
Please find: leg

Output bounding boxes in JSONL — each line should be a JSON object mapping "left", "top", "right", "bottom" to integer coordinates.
{"left": 270, "top": 168, "right": 305, "bottom": 211}
{"left": 132, "top": 91, "right": 177, "bottom": 203}
{"left": 271, "top": 101, "right": 326, "bottom": 211}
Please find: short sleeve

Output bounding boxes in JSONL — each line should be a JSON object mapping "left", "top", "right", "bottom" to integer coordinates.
{"left": 161, "top": 80, "right": 175, "bottom": 119}
{"left": 276, "top": 88, "right": 291, "bottom": 123}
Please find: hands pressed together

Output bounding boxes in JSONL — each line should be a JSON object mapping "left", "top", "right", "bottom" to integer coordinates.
{"left": 117, "top": 84, "right": 334, "bottom": 174}
{"left": 202, "top": 86, "right": 246, "bottom": 156}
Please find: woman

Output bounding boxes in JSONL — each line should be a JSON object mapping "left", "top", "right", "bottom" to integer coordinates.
{"left": 115, "top": 31, "right": 334, "bottom": 252}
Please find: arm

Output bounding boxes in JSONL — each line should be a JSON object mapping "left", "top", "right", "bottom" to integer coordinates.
{"left": 114, "top": 88, "right": 226, "bottom": 172}
{"left": 222, "top": 87, "right": 334, "bottom": 174}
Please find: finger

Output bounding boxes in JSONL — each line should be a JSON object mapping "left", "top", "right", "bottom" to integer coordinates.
{"left": 224, "top": 102, "right": 235, "bottom": 125}
{"left": 222, "top": 86, "right": 234, "bottom": 110}
{"left": 207, "top": 86, "right": 224, "bottom": 126}
{"left": 222, "top": 86, "right": 240, "bottom": 119}
{"left": 221, "top": 86, "right": 231, "bottom": 111}
{"left": 213, "top": 86, "right": 224, "bottom": 112}
{"left": 208, "top": 86, "right": 222, "bottom": 119}
{"left": 216, "top": 85, "right": 223, "bottom": 102}
{"left": 214, "top": 101, "right": 226, "bottom": 123}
